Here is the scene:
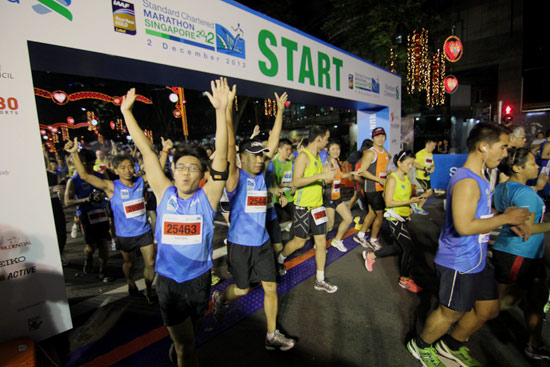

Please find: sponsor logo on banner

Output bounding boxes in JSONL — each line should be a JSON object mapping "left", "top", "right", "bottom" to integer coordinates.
{"left": 384, "top": 83, "right": 399, "bottom": 100}
{"left": 0, "top": 96, "right": 19, "bottom": 115}
{"left": 215, "top": 23, "right": 245, "bottom": 59}
{"left": 7, "top": 0, "right": 20, "bottom": 3}
{"left": 0, "top": 256, "right": 26, "bottom": 268}
{"left": 353, "top": 73, "right": 380, "bottom": 95}
{"left": 0, "top": 236, "right": 31, "bottom": 250}
{"left": 3, "top": 265, "right": 37, "bottom": 280}
{"left": 0, "top": 65, "right": 15, "bottom": 80}
{"left": 112, "top": 0, "right": 136, "bottom": 35}
{"left": 32, "top": 0, "right": 73, "bottom": 21}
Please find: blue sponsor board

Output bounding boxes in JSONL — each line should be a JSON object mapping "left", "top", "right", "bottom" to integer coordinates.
{"left": 430, "top": 154, "right": 468, "bottom": 189}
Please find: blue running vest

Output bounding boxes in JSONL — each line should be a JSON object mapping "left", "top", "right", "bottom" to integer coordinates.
{"left": 227, "top": 169, "right": 269, "bottom": 246}
{"left": 110, "top": 176, "right": 150, "bottom": 238}
{"left": 155, "top": 186, "right": 215, "bottom": 283}
{"left": 435, "top": 168, "right": 492, "bottom": 273}
{"left": 71, "top": 172, "right": 107, "bottom": 216}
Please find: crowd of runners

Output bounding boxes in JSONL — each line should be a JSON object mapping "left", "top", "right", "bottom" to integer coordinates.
{"left": 41, "top": 77, "right": 550, "bottom": 367}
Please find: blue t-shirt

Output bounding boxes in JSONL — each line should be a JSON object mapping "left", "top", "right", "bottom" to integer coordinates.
{"left": 110, "top": 176, "right": 151, "bottom": 238}
{"left": 71, "top": 172, "right": 107, "bottom": 216}
{"left": 155, "top": 186, "right": 215, "bottom": 283}
{"left": 435, "top": 168, "right": 493, "bottom": 273}
{"left": 493, "top": 181, "right": 545, "bottom": 259}
{"left": 227, "top": 169, "right": 270, "bottom": 246}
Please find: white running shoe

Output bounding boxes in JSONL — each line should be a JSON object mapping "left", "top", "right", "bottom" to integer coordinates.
{"left": 331, "top": 239, "right": 347, "bottom": 253}
{"left": 384, "top": 208, "right": 405, "bottom": 222}
{"left": 70, "top": 223, "right": 79, "bottom": 238}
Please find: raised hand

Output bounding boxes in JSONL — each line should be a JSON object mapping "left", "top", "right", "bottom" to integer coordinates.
{"left": 64, "top": 137, "right": 79, "bottom": 154}
{"left": 121, "top": 88, "right": 137, "bottom": 113}
{"left": 275, "top": 92, "right": 288, "bottom": 111}
{"left": 161, "top": 136, "right": 174, "bottom": 151}
{"left": 225, "top": 77, "right": 237, "bottom": 106}
{"left": 205, "top": 77, "right": 229, "bottom": 111}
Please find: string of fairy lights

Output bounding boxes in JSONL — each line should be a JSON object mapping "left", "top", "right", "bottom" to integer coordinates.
{"left": 406, "top": 28, "right": 447, "bottom": 107}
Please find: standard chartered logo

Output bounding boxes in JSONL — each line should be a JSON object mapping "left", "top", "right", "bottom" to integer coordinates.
{"left": 32, "top": 0, "right": 73, "bottom": 21}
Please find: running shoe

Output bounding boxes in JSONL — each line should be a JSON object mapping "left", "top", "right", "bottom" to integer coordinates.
{"left": 212, "top": 290, "right": 229, "bottom": 322}
{"left": 277, "top": 263, "right": 287, "bottom": 277}
{"left": 70, "top": 223, "right": 79, "bottom": 239}
{"left": 362, "top": 251, "right": 375, "bottom": 272}
{"left": 367, "top": 238, "right": 381, "bottom": 251}
{"left": 128, "top": 285, "right": 141, "bottom": 297}
{"left": 83, "top": 255, "right": 93, "bottom": 274}
{"left": 407, "top": 339, "right": 445, "bottom": 367}
{"left": 525, "top": 343, "right": 550, "bottom": 360}
{"left": 411, "top": 203, "right": 429, "bottom": 215}
{"left": 331, "top": 239, "right": 347, "bottom": 253}
{"left": 435, "top": 339, "right": 480, "bottom": 367}
{"left": 314, "top": 279, "right": 338, "bottom": 293}
{"left": 384, "top": 208, "right": 406, "bottom": 222}
{"left": 98, "top": 271, "right": 115, "bottom": 283}
{"left": 265, "top": 330, "right": 296, "bottom": 351}
{"left": 353, "top": 234, "right": 369, "bottom": 248}
{"left": 211, "top": 270, "right": 221, "bottom": 286}
{"left": 399, "top": 278, "right": 422, "bottom": 293}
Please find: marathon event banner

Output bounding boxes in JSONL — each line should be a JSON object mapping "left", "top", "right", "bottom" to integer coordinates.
{"left": 0, "top": 0, "right": 400, "bottom": 341}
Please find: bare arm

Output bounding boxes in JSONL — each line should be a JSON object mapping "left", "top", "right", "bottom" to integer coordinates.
{"left": 384, "top": 176, "right": 421, "bottom": 208}
{"left": 264, "top": 92, "right": 288, "bottom": 159}
{"left": 121, "top": 88, "right": 172, "bottom": 200}
{"left": 64, "top": 178, "right": 89, "bottom": 207}
{"left": 159, "top": 136, "right": 173, "bottom": 170}
{"left": 203, "top": 77, "right": 230, "bottom": 210}
{"left": 541, "top": 143, "right": 550, "bottom": 160}
{"left": 225, "top": 83, "right": 239, "bottom": 193}
{"left": 359, "top": 150, "right": 384, "bottom": 184}
{"left": 452, "top": 178, "right": 529, "bottom": 236}
{"left": 64, "top": 138, "right": 114, "bottom": 197}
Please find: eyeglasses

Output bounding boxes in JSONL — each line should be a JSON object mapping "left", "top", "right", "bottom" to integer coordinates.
{"left": 175, "top": 165, "right": 201, "bottom": 172}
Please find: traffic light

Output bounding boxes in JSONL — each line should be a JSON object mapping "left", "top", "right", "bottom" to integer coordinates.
{"left": 503, "top": 104, "right": 513, "bottom": 123}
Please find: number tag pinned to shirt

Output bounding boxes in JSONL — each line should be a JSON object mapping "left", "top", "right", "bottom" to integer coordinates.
{"left": 282, "top": 170, "right": 292, "bottom": 184}
{"left": 161, "top": 214, "right": 203, "bottom": 245}
{"left": 478, "top": 213, "right": 494, "bottom": 244}
{"left": 87, "top": 208, "right": 109, "bottom": 224}
{"left": 245, "top": 190, "right": 267, "bottom": 213}
{"left": 311, "top": 206, "right": 328, "bottom": 226}
{"left": 123, "top": 198, "right": 146, "bottom": 218}
{"left": 333, "top": 180, "right": 341, "bottom": 194}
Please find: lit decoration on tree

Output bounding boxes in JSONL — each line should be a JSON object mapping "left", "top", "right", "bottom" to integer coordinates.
{"left": 386, "top": 48, "right": 397, "bottom": 74}
{"left": 407, "top": 28, "right": 430, "bottom": 94}
{"left": 61, "top": 126, "right": 69, "bottom": 141}
{"left": 264, "top": 98, "right": 276, "bottom": 117}
{"left": 427, "top": 49, "right": 446, "bottom": 107}
{"left": 116, "top": 118, "right": 124, "bottom": 132}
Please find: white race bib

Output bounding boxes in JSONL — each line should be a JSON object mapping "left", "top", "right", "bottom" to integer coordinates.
{"left": 311, "top": 206, "right": 328, "bottom": 226}
{"left": 161, "top": 214, "right": 203, "bottom": 245}
{"left": 332, "top": 180, "right": 341, "bottom": 194}
{"left": 379, "top": 172, "right": 387, "bottom": 179}
{"left": 478, "top": 213, "right": 494, "bottom": 244}
{"left": 245, "top": 190, "right": 267, "bottom": 213}
{"left": 282, "top": 170, "right": 292, "bottom": 184}
{"left": 87, "top": 208, "right": 109, "bottom": 224}
{"left": 425, "top": 157, "right": 433, "bottom": 166}
{"left": 123, "top": 198, "right": 146, "bottom": 219}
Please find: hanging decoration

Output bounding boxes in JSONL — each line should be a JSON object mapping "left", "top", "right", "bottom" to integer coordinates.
{"left": 86, "top": 111, "right": 97, "bottom": 131}
{"left": 34, "top": 88, "right": 152, "bottom": 105}
{"left": 444, "top": 75, "right": 459, "bottom": 94}
{"left": 166, "top": 86, "right": 189, "bottom": 142}
{"left": 264, "top": 98, "right": 276, "bottom": 117}
{"left": 427, "top": 49, "right": 446, "bottom": 107}
{"left": 443, "top": 35, "right": 463, "bottom": 62}
{"left": 386, "top": 48, "right": 397, "bottom": 74}
{"left": 116, "top": 118, "right": 124, "bottom": 132}
{"left": 406, "top": 28, "right": 430, "bottom": 94}
{"left": 61, "top": 126, "right": 69, "bottom": 141}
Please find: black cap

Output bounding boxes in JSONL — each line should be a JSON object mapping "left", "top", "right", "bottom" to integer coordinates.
{"left": 372, "top": 127, "right": 386, "bottom": 137}
{"left": 240, "top": 139, "right": 269, "bottom": 154}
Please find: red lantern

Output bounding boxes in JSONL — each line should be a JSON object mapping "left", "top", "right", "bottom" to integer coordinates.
{"left": 40, "top": 129, "right": 46, "bottom": 135}
{"left": 113, "top": 97, "right": 122, "bottom": 106}
{"left": 285, "top": 101, "right": 291, "bottom": 107}
{"left": 173, "top": 109, "right": 182, "bottom": 118}
{"left": 94, "top": 130, "right": 99, "bottom": 135}
{"left": 110, "top": 121, "right": 115, "bottom": 130}
{"left": 443, "top": 35, "right": 463, "bottom": 62}
{"left": 444, "top": 75, "right": 459, "bottom": 94}
{"left": 67, "top": 116, "right": 75, "bottom": 125}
